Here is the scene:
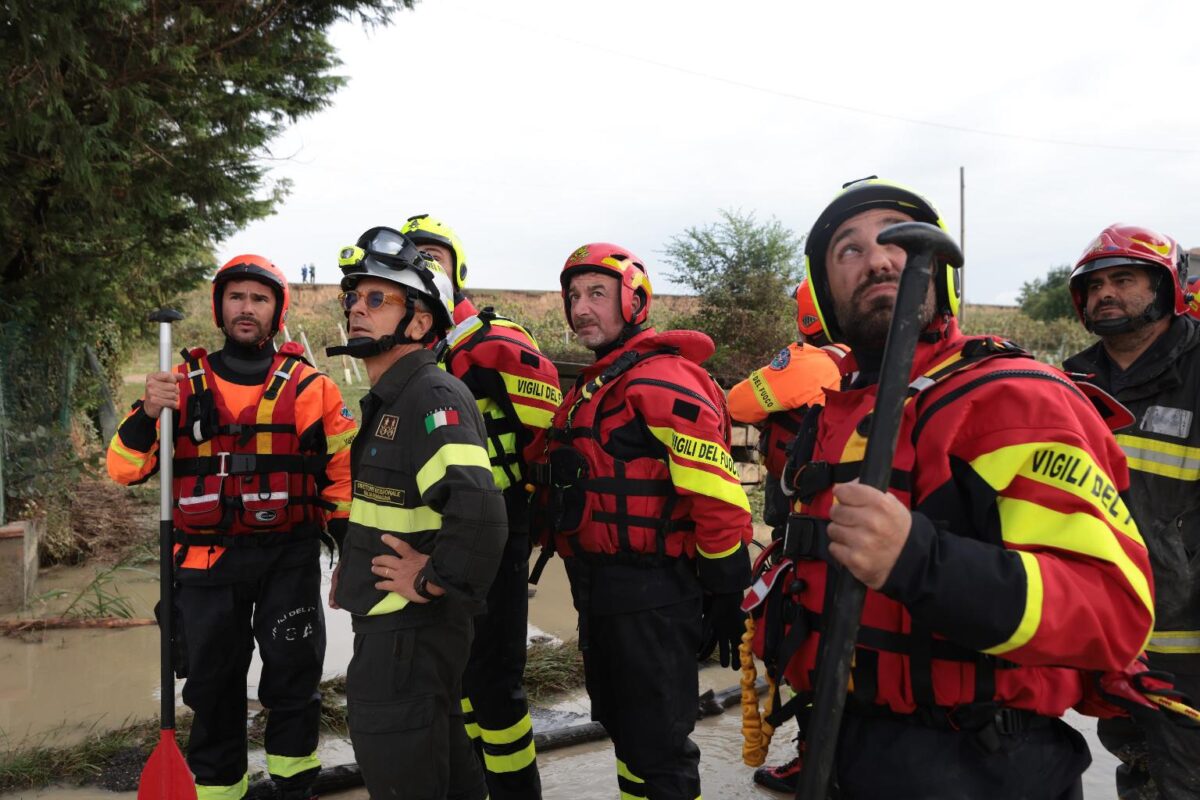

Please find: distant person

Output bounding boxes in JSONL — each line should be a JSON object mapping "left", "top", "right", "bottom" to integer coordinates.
{"left": 327, "top": 227, "right": 505, "bottom": 800}
{"left": 300, "top": 264, "right": 308, "bottom": 284}
{"left": 527, "top": 242, "right": 753, "bottom": 800}
{"left": 1063, "top": 224, "right": 1200, "bottom": 799}
{"left": 748, "top": 178, "right": 1153, "bottom": 798}
{"left": 308, "top": 264, "right": 316, "bottom": 285}
{"left": 107, "top": 255, "right": 355, "bottom": 800}
{"left": 401, "top": 213, "right": 556, "bottom": 799}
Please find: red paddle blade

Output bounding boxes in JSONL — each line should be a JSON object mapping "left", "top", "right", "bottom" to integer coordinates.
{"left": 138, "top": 729, "right": 197, "bottom": 800}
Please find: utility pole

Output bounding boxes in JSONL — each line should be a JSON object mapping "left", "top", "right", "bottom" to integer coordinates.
{"left": 959, "top": 166, "right": 966, "bottom": 323}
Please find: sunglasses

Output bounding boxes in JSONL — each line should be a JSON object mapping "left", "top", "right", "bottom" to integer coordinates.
{"left": 338, "top": 290, "right": 407, "bottom": 312}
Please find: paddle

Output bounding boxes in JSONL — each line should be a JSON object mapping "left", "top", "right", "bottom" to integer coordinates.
{"left": 138, "top": 307, "right": 196, "bottom": 800}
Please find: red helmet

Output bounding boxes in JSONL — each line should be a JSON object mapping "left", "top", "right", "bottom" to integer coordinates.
{"left": 793, "top": 279, "right": 823, "bottom": 338}
{"left": 1069, "top": 224, "right": 1188, "bottom": 330}
{"left": 560, "top": 243, "right": 652, "bottom": 329}
{"left": 212, "top": 254, "right": 289, "bottom": 337}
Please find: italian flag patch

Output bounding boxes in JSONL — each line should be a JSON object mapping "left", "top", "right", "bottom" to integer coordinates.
{"left": 424, "top": 408, "right": 460, "bottom": 434}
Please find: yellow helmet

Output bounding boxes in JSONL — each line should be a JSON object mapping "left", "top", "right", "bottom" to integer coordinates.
{"left": 400, "top": 214, "right": 469, "bottom": 291}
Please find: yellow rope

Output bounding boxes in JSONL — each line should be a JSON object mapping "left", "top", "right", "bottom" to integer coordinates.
{"left": 740, "top": 615, "right": 776, "bottom": 766}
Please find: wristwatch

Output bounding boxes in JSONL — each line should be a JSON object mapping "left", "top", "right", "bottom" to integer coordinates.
{"left": 413, "top": 569, "right": 442, "bottom": 602}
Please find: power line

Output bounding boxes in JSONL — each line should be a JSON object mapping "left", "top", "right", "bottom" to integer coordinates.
{"left": 476, "top": 12, "right": 1199, "bottom": 156}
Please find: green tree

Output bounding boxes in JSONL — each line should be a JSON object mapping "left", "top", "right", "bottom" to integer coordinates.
{"left": 0, "top": 1, "right": 409, "bottom": 525}
{"left": 662, "top": 209, "right": 804, "bottom": 382}
{"left": 1017, "top": 265, "right": 1076, "bottom": 322}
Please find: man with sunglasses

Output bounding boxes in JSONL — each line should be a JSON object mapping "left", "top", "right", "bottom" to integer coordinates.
{"left": 401, "top": 214, "right": 558, "bottom": 799}
{"left": 107, "top": 255, "right": 356, "bottom": 800}
{"left": 327, "top": 227, "right": 506, "bottom": 800}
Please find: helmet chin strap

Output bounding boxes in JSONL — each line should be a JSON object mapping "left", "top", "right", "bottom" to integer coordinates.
{"left": 324, "top": 297, "right": 435, "bottom": 359}
{"left": 1085, "top": 273, "right": 1172, "bottom": 335}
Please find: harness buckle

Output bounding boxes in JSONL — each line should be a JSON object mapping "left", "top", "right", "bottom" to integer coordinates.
{"left": 215, "top": 452, "right": 231, "bottom": 477}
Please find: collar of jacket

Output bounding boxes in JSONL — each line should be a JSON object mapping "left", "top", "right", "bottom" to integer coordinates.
{"left": 836, "top": 318, "right": 964, "bottom": 387}
{"left": 580, "top": 327, "right": 715, "bottom": 380}
{"left": 1065, "top": 315, "right": 1200, "bottom": 399}
{"left": 364, "top": 348, "right": 438, "bottom": 410}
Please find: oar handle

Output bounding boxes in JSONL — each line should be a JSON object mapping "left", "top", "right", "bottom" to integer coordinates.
{"left": 149, "top": 308, "right": 183, "bottom": 729}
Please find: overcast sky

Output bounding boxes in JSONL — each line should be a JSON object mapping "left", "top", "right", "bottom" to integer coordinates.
{"left": 220, "top": 0, "right": 1200, "bottom": 305}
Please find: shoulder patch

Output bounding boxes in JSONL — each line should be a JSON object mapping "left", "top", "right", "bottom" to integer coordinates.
{"left": 376, "top": 414, "right": 399, "bottom": 440}
{"left": 769, "top": 347, "right": 791, "bottom": 371}
{"left": 424, "top": 407, "right": 460, "bottom": 434}
{"left": 340, "top": 406, "right": 354, "bottom": 420}
{"left": 672, "top": 398, "right": 701, "bottom": 422}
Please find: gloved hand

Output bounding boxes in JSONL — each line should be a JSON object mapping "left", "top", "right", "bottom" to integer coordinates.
{"left": 1083, "top": 655, "right": 1200, "bottom": 729}
{"left": 698, "top": 591, "right": 748, "bottom": 671}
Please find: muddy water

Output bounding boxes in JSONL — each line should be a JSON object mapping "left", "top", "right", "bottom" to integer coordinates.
{"left": 5, "top": 556, "right": 1121, "bottom": 799}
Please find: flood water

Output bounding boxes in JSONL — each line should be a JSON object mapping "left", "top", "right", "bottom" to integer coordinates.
{"left": 2, "top": 554, "right": 1122, "bottom": 799}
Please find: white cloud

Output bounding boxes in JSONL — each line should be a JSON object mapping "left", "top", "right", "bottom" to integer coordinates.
{"left": 221, "top": 0, "right": 1200, "bottom": 309}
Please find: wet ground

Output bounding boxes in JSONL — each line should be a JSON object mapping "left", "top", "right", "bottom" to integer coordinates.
{"left": 3, "top": 554, "right": 1122, "bottom": 799}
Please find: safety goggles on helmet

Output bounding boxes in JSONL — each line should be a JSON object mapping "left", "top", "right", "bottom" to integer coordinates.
{"left": 336, "top": 226, "right": 455, "bottom": 336}
{"left": 337, "top": 289, "right": 407, "bottom": 312}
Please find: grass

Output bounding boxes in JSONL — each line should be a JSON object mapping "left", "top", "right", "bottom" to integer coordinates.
{"left": 524, "top": 638, "right": 585, "bottom": 703}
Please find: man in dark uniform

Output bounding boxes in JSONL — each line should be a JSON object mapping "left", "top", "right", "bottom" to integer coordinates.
{"left": 1065, "top": 223, "right": 1200, "bottom": 799}
{"left": 327, "top": 227, "right": 506, "bottom": 800}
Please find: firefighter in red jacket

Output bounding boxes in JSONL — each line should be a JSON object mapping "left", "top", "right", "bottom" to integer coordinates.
{"left": 107, "top": 256, "right": 355, "bottom": 800}
{"left": 402, "top": 213, "right": 557, "bottom": 798}
{"left": 528, "top": 243, "right": 753, "bottom": 800}
{"left": 745, "top": 179, "right": 1155, "bottom": 798}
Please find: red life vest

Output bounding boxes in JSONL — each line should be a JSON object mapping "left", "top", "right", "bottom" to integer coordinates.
{"left": 171, "top": 345, "right": 326, "bottom": 556}
{"left": 748, "top": 336, "right": 1095, "bottom": 719}
{"left": 541, "top": 331, "right": 726, "bottom": 562}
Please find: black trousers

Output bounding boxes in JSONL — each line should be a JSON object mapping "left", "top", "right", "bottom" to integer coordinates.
{"left": 177, "top": 558, "right": 325, "bottom": 797}
{"left": 462, "top": 532, "right": 542, "bottom": 799}
{"left": 581, "top": 596, "right": 703, "bottom": 800}
{"left": 346, "top": 609, "right": 487, "bottom": 800}
{"left": 833, "top": 711, "right": 1091, "bottom": 799}
{"left": 1097, "top": 656, "right": 1200, "bottom": 800}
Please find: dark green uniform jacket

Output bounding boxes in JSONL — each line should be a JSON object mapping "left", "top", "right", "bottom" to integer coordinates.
{"left": 335, "top": 348, "right": 506, "bottom": 631}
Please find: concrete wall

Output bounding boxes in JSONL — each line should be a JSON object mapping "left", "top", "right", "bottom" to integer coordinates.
{"left": 0, "top": 518, "right": 40, "bottom": 611}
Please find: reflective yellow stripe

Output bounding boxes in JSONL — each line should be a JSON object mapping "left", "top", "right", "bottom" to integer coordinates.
{"left": 617, "top": 758, "right": 647, "bottom": 800}
{"left": 982, "top": 550, "right": 1043, "bottom": 655}
{"left": 196, "top": 774, "right": 248, "bottom": 800}
{"left": 267, "top": 751, "right": 320, "bottom": 778}
{"left": 415, "top": 442, "right": 491, "bottom": 496}
{"left": 108, "top": 435, "right": 148, "bottom": 466}
{"left": 460, "top": 697, "right": 481, "bottom": 739}
{"left": 993, "top": 497, "right": 1154, "bottom": 619}
{"left": 647, "top": 425, "right": 750, "bottom": 511}
{"left": 1116, "top": 434, "right": 1200, "bottom": 481}
{"left": 513, "top": 401, "right": 555, "bottom": 430}
{"left": 480, "top": 712, "right": 533, "bottom": 745}
{"left": 327, "top": 427, "right": 356, "bottom": 454}
{"left": 1146, "top": 630, "right": 1200, "bottom": 654}
{"left": 698, "top": 540, "right": 742, "bottom": 559}
{"left": 749, "top": 369, "right": 781, "bottom": 413}
{"left": 479, "top": 714, "right": 537, "bottom": 773}
{"left": 500, "top": 371, "right": 562, "bottom": 408}
{"left": 367, "top": 591, "right": 409, "bottom": 615}
{"left": 617, "top": 759, "right": 644, "bottom": 782}
{"left": 970, "top": 442, "right": 1143, "bottom": 547}
{"left": 349, "top": 498, "right": 442, "bottom": 533}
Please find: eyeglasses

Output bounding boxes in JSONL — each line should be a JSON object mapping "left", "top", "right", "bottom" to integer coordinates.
{"left": 338, "top": 290, "right": 406, "bottom": 312}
